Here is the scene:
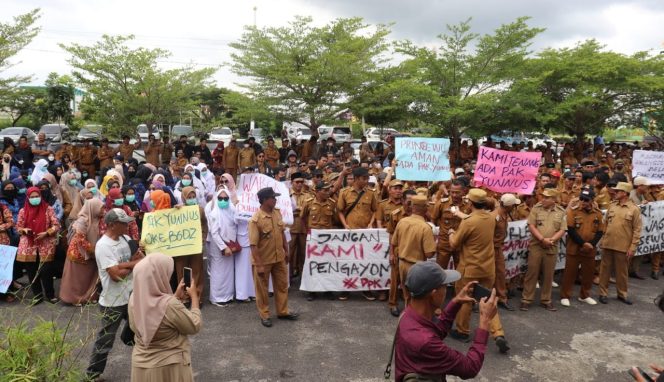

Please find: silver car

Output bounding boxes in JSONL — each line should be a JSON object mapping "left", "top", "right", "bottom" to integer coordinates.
{"left": 0, "top": 126, "right": 37, "bottom": 145}
{"left": 319, "top": 126, "right": 352, "bottom": 144}
{"left": 39, "top": 123, "right": 71, "bottom": 142}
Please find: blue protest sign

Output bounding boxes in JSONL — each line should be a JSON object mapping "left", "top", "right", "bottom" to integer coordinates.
{"left": 395, "top": 137, "right": 451, "bottom": 181}
{"left": 0, "top": 244, "right": 17, "bottom": 293}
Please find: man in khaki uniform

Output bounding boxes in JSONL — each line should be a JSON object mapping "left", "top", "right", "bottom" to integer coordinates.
{"left": 54, "top": 141, "right": 78, "bottom": 162}
{"left": 449, "top": 188, "right": 510, "bottom": 354}
{"left": 144, "top": 134, "right": 162, "bottom": 167}
{"left": 391, "top": 195, "right": 436, "bottom": 305}
{"left": 97, "top": 138, "right": 116, "bottom": 170}
{"left": 560, "top": 188, "right": 604, "bottom": 307}
{"left": 559, "top": 173, "right": 579, "bottom": 209}
{"left": 431, "top": 180, "right": 471, "bottom": 269}
{"left": 223, "top": 138, "right": 239, "bottom": 179}
{"left": 118, "top": 135, "right": 141, "bottom": 162}
{"left": 598, "top": 182, "right": 642, "bottom": 305}
{"left": 520, "top": 188, "right": 567, "bottom": 312}
{"left": 288, "top": 172, "right": 311, "bottom": 279}
{"left": 161, "top": 136, "right": 174, "bottom": 165}
{"left": 376, "top": 179, "right": 404, "bottom": 302}
{"left": 492, "top": 193, "right": 520, "bottom": 311}
{"left": 301, "top": 181, "right": 336, "bottom": 301}
{"left": 627, "top": 176, "right": 654, "bottom": 279}
{"left": 337, "top": 167, "right": 378, "bottom": 301}
{"left": 385, "top": 189, "right": 416, "bottom": 316}
{"left": 237, "top": 139, "right": 256, "bottom": 171}
{"left": 78, "top": 139, "right": 98, "bottom": 179}
{"left": 249, "top": 187, "right": 299, "bottom": 327}
{"left": 301, "top": 136, "right": 318, "bottom": 163}
{"left": 264, "top": 137, "right": 281, "bottom": 169}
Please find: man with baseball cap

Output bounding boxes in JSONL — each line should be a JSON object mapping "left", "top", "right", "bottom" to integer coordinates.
{"left": 492, "top": 193, "right": 521, "bottom": 311}
{"left": 598, "top": 182, "right": 642, "bottom": 305}
{"left": 86, "top": 208, "right": 143, "bottom": 380}
{"left": 449, "top": 188, "right": 510, "bottom": 353}
{"left": 390, "top": 261, "right": 498, "bottom": 381}
{"left": 376, "top": 179, "right": 405, "bottom": 304}
{"left": 560, "top": 187, "right": 604, "bottom": 307}
{"left": 249, "top": 187, "right": 298, "bottom": 327}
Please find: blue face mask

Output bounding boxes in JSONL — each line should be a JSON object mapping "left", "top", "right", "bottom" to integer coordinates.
{"left": 27, "top": 175, "right": 31, "bottom": 182}
{"left": 217, "top": 199, "right": 229, "bottom": 209}
{"left": 90, "top": 187, "right": 98, "bottom": 195}
{"left": 182, "top": 179, "right": 192, "bottom": 187}
{"left": 113, "top": 198, "right": 124, "bottom": 207}
{"left": 150, "top": 200, "right": 155, "bottom": 209}
{"left": 29, "top": 197, "right": 41, "bottom": 206}
{"left": 185, "top": 198, "right": 197, "bottom": 206}
{"left": 125, "top": 195, "right": 136, "bottom": 203}
{"left": 18, "top": 188, "right": 26, "bottom": 195}
{"left": 68, "top": 179, "right": 77, "bottom": 186}
{"left": 82, "top": 172, "right": 88, "bottom": 178}
{"left": 201, "top": 170, "right": 208, "bottom": 177}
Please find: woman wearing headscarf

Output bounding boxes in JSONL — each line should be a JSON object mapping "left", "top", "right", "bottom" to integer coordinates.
{"left": 197, "top": 164, "right": 216, "bottom": 202}
{"left": 173, "top": 186, "right": 207, "bottom": 300}
{"left": 206, "top": 188, "right": 238, "bottom": 306}
{"left": 0, "top": 182, "right": 17, "bottom": 302}
{"left": 85, "top": 178, "right": 104, "bottom": 201}
{"left": 173, "top": 173, "right": 205, "bottom": 207}
{"left": 37, "top": 178, "right": 64, "bottom": 221}
{"left": 30, "top": 159, "right": 50, "bottom": 186}
{"left": 16, "top": 186, "right": 61, "bottom": 303}
{"left": 99, "top": 169, "right": 124, "bottom": 197}
{"left": 122, "top": 185, "right": 143, "bottom": 232}
{"left": 3, "top": 137, "right": 16, "bottom": 156}
{"left": 128, "top": 253, "right": 202, "bottom": 382}
{"left": 60, "top": 198, "right": 103, "bottom": 306}
{"left": 0, "top": 180, "right": 21, "bottom": 226}
{"left": 60, "top": 171, "right": 83, "bottom": 227}
{"left": 219, "top": 173, "right": 239, "bottom": 205}
{"left": 233, "top": 191, "right": 255, "bottom": 302}
{"left": 11, "top": 177, "right": 27, "bottom": 206}
{"left": 211, "top": 141, "right": 224, "bottom": 171}
{"left": 98, "top": 188, "right": 139, "bottom": 240}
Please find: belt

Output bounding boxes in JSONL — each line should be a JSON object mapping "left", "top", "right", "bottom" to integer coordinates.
{"left": 399, "top": 257, "right": 416, "bottom": 264}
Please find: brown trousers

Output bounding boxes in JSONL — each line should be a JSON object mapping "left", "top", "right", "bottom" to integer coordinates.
{"left": 174, "top": 253, "right": 205, "bottom": 298}
{"left": 628, "top": 255, "right": 642, "bottom": 275}
{"left": 521, "top": 246, "right": 557, "bottom": 305}
{"left": 598, "top": 249, "right": 629, "bottom": 299}
{"left": 226, "top": 168, "right": 238, "bottom": 182}
{"left": 436, "top": 248, "right": 459, "bottom": 270}
{"left": 398, "top": 260, "right": 415, "bottom": 306}
{"left": 388, "top": 259, "right": 400, "bottom": 308}
{"left": 493, "top": 246, "right": 508, "bottom": 302}
{"left": 289, "top": 232, "right": 306, "bottom": 277}
{"left": 454, "top": 275, "right": 505, "bottom": 338}
{"left": 652, "top": 253, "right": 662, "bottom": 273}
{"left": 253, "top": 260, "right": 290, "bottom": 319}
{"left": 560, "top": 253, "right": 594, "bottom": 300}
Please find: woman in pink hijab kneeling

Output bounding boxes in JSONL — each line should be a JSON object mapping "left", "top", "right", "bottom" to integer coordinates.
{"left": 128, "top": 253, "right": 202, "bottom": 382}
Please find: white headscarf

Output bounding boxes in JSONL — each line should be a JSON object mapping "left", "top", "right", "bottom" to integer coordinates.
{"left": 205, "top": 188, "right": 237, "bottom": 249}
{"left": 30, "top": 159, "right": 50, "bottom": 185}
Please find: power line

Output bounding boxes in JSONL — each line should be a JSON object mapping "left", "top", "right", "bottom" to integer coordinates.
{"left": 22, "top": 48, "right": 220, "bottom": 67}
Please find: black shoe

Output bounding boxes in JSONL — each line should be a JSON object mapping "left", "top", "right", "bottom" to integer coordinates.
{"left": 498, "top": 301, "right": 515, "bottom": 311}
{"left": 495, "top": 336, "right": 510, "bottom": 354}
{"left": 390, "top": 307, "right": 401, "bottom": 317}
{"left": 268, "top": 292, "right": 274, "bottom": 297}
{"left": 598, "top": 296, "right": 608, "bottom": 304}
{"left": 629, "top": 272, "right": 646, "bottom": 280}
{"left": 450, "top": 329, "right": 471, "bottom": 343}
{"left": 323, "top": 292, "right": 335, "bottom": 300}
{"left": 651, "top": 272, "right": 659, "bottom": 280}
{"left": 617, "top": 296, "right": 633, "bottom": 305}
{"left": 306, "top": 292, "right": 316, "bottom": 301}
{"left": 472, "top": 304, "right": 479, "bottom": 313}
{"left": 261, "top": 318, "right": 272, "bottom": 327}
{"left": 277, "top": 313, "right": 299, "bottom": 320}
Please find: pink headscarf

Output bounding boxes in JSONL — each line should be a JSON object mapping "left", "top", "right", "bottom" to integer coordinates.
{"left": 219, "top": 173, "right": 238, "bottom": 204}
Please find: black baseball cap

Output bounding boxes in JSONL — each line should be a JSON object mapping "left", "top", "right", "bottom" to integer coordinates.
{"left": 257, "top": 187, "right": 280, "bottom": 200}
{"left": 352, "top": 167, "right": 369, "bottom": 177}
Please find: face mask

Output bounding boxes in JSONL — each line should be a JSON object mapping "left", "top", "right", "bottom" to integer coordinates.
{"left": 90, "top": 187, "right": 98, "bottom": 195}
{"left": 217, "top": 200, "right": 229, "bottom": 209}
{"left": 18, "top": 188, "right": 26, "bottom": 194}
{"left": 68, "top": 179, "right": 77, "bottom": 186}
{"left": 186, "top": 198, "right": 197, "bottom": 206}
{"left": 153, "top": 181, "right": 164, "bottom": 189}
{"left": 327, "top": 143, "right": 333, "bottom": 147}
{"left": 26, "top": 175, "right": 31, "bottom": 182}
{"left": 308, "top": 165, "right": 316, "bottom": 171}
{"left": 82, "top": 172, "right": 88, "bottom": 178}
{"left": 128, "top": 170, "right": 136, "bottom": 177}
{"left": 113, "top": 198, "right": 124, "bottom": 206}
{"left": 29, "top": 197, "right": 41, "bottom": 206}
{"left": 3, "top": 189, "right": 15, "bottom": 198}
{"left": 2, "top": 158, "right": 8, "bottom": 163}
{"left": 150, "top": 200, "right": 155, "bottom": 209}
{"left": 125, "top": 195, "right": 136, "bottom": 203}
{"left": 48, "top": 155, "right": 55, "bottom": 161}
{"left": 201, "top": 170, "right": 208, "bottom": 177}
{"left": 244, "top": 144, "right": 249, "bottom": 148}
{"left": 182, "top": 179, "right": 192, "bottom": 186}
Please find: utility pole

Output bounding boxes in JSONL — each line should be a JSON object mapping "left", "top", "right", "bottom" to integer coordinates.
{"left": 253, "top": 6, "right": 257, "bottom": 27}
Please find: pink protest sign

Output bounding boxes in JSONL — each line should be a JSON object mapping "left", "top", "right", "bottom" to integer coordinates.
{"left": 473, "top": 146, "right": 541, "bottom": 194}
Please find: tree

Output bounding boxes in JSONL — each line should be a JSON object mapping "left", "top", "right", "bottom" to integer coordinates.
{"left": 217, "top": 91, "right": 278, "bottom": 137}
{"left": 0, "top": 87, "right": 43, "bottom": 126}
{"left": 40, "top": 72, "right": 74, "bottom": 125}
{"left": 230, "top": 16, "right": 390, "bottom": 136}
{"left": 397, "top": 17, "right": 544, "bottom": 145}
{"left": 0, "top": 9, "right": 40, "bottom": 94}
{"left": 60, "top": 35, "right": 216, "bottom": 136}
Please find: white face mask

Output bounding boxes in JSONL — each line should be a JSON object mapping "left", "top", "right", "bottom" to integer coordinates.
{"left": 48, "top": 155, "right": 55, "bottom": 161}
{"left": 244, "top": 144, "right": 249, "bottom": 148}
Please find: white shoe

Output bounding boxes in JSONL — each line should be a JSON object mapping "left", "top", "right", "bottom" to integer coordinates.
{"left": 552, "top": 281, "right": 559, "bottom": 288}
{"left": 578, "top": 297, "right": 597, "bottom": 305}
{"left": 560, "top": 298, "right": 570, "bottom": 307}
{"left": 536, "top": 282, "right": 540, "bottom": 289}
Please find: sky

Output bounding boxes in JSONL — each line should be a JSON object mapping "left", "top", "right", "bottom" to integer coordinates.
{"left": 3, "top": 0, "right": 663, "bottom": 89}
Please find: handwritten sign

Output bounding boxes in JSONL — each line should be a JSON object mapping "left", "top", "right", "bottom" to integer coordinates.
{"left": 0, "top": 244, "right": 17, "bottom": 293}
{"left": 236, "top": 173, "right": 294, "bottom": 224}
{"left": 637, "top": 201, "right": 664, "bottom": 256}
{"left": 501, "top": 220, "right": 567, "bottom": 279}
{"left": 300, "top": 229, "right": 391, "bottom": 291}
{"left": 632, "top": 150, "right": 664, "bottom": 185}
{"left": 141, "top": 205, "right": 203, "bottom": 257}
{"left": 474, "top": 146, "right": 541, "bottom": 194}
{"left": 395, "top": 137, "right": 451, "bottom": 181}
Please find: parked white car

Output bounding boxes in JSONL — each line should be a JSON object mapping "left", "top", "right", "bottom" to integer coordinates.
{"left": 294, "top": 127, "right": 312, "bottom": 144}
{"left": 208, "top": 126, "right": 233, "bottom": 146}
{"left": 318, "top": 126, "right": 352, "bottom": 144}
{"left": 365, "top": 127, "right": 399, "bottom": 141}
{"left": 138, "top": 124, "right": 161, "bottom": 140}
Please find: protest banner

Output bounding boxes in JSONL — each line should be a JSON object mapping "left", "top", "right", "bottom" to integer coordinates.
{"left": 474, "top": 146, "right": 541, "bottom": 194}
{"left": 502, "top": 220, "right": 566, "bottom": 279}
{"left": 395, "top": 137, "right": 451, "bottom": 181}
{"left": 141, "top": 205, "right": 202, "bottom": 257}
{"left": 236, "top": 173, "right": 294, "bottom": 224}
{"left": 0, "top": 244, "right": 17, "bottom": 293}
{"left": 632, "top": 150, "right": 664, "bottom": 185}
{"left": 636, "top": 200, "right": 664, "bottom": 256}
{"left": 300, "top": 229, "right": 391, "bottom": 292}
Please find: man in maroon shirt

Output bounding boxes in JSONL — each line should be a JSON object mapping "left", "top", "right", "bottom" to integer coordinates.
{"left": 394, "top": 261, "right": 498, "bottom": 381}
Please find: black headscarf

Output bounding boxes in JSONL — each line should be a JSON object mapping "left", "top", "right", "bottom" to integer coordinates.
{"left": 0, "top": 180, "right": 16, "bottom": 203}
{"left": 37, "top": 179, "right": 57, "bottom": 206}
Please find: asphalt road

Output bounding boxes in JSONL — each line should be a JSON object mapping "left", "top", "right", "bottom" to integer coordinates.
{"left": 2, "top": 264, "right": 664, "bottom": 382}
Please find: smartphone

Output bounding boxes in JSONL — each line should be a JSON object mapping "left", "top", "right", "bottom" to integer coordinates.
{"left": 183, "top": 267, "right": 192, "bottom": 289}
{"left": 628, "top": 367, "right": 654, "bottom": 382}
{"left": 472, "top": 284, "right": 492, "bottom": 302}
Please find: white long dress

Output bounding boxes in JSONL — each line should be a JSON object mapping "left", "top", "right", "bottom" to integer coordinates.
{"left": 206, "top": 191, "right": 237, "bottom": 303}
{"left": 234, "top": 219, "right": 255, "bottom": 300}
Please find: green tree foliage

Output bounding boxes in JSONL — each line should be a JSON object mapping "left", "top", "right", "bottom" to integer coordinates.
{"left": 0, "top": 87, "right": 43, "bottom": 126}
{"left": 0, "top": 8, "right": 40, "bottom": 93}
{"left": 217, "top": 91, "right": 277, "bottom": 136}
{"left": 60, "top": 35, "right": 216, "bottom": 137}
{"left": 230, "top": 16, "right": 390, "bottom": 135}
{"left": 41, "top": 72, "right": 74, "bottom": 125}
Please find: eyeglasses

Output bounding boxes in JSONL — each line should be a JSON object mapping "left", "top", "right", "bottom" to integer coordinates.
{"left": 299, "top": 164, "right": 307, "bottom": 167}
{"left": 218, "top": 197, "right": 229, "bottom": 201}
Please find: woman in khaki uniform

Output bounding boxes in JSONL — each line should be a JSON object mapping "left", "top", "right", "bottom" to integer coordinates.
{"left": 129, "top": 253, "right": 202, "bottom": 382}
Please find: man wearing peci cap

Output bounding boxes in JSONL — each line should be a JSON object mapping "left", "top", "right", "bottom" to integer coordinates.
{"left": 97, "top": 138, "right": 117, "bottom": 170}
{"left": 598, "top": 182, "right": 642, "bottom": 305}
{"left": 289, "top": 172, "right": 312, "bottom": 279}
{"left": 248, "top": 187, "right": 299, "bottom": 327}
{"left": 238, "top": 139, "right": 257, "bottom": 172}
{"left": 86, "top": 208, "right": 144, "bottom": 381}
{"left": 560, "top": 188, "right": 604, "bottom": 307}
{"left": 375, "top": 179, "right": 405, "bottom": 302}
{"left": 431, "top": 180, "right": 472, "bottom": 270}
{"left": 520, "top": 187, "right": 567, "bottom": 312}
{"left": 391, "top": 194, "right": 437, "bottom": 306}
{"left": 559, "top": 172, "right": 579, "bottom": 208}
{"left": 492, "top": 193, "right": 520, "bottom": 311}
{"left": 449, "top": 188, "right": 510, "bottom": 353}
{"left": 392, "top": 262, "right": 498, "bottom": 382}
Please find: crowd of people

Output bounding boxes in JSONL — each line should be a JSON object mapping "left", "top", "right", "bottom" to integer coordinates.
{"left": 0, "top": 128, "right": 662, "bottom": 381}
